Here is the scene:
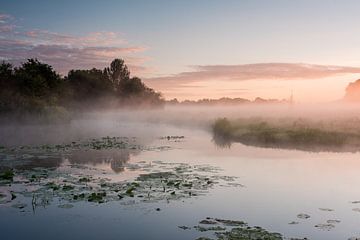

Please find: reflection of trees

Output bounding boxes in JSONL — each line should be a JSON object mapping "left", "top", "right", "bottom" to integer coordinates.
{"left": 212, "top": 134, "right": 232, "bottom": 149}
{"left": 68, "top": 148, "right": 140, "bottom": 173}
{"left": 11, "top": 156, "right": 63, "bottom": 170}
{"left": 0, "top": 148, "right": 142, "bottom": 173}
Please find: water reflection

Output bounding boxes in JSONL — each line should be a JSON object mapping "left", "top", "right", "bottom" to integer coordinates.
{"left": 212, "top": 133, "right": 360, "bottom": 152}
{"left": 212, "top": 134, "right": 232, "bottom": 148}
{"left": 0, "top": 148, "right": 141, "bottom": 173}
{"left": 0, "top": 155, "right": 63, "bottom": 171}
{"left": 68, "top": 149, "right": 139, "bottom": 173}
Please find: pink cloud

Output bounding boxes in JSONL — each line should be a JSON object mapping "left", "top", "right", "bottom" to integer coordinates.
{"left": 23, "top": 30, "right": 129, "bottom": 47}
{"left": 0, "top": 14, "right": 12, "bottom": 22}
{"left": 0, "top": 14, "right": 149, "bottom": 75}
{"left": 0, "top": 42, "right": 147, "bottom": 74}
{"left": 145, "top": 63, "right": 360, "bottom": 89}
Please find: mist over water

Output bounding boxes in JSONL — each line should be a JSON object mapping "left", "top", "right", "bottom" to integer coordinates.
{"left": 2, "top": 102, "right": 360, "bottom": 147}
{"left": 2, "top": 103, "right": 360, "bottom": 240}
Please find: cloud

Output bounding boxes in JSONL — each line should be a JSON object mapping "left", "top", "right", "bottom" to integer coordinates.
{"left": 23, "top": 30, "right": 129, "bottom": 47}
{"left": 0, "top": 14, "right": 148, "bottom": 75}
{"left": 145, "top": 63, "right": 360, "bottom": 89}
{"left": 0, "top": 13, "right": 15, "bottom": 33}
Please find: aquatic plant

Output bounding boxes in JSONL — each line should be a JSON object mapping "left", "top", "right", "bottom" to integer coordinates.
{"left": 0, "top": 169, "right": 14, "bottom": 182}
{"left": 0, "top": 161, "right": 241, "bottom": 212}
{"left": 212, "top": 118, "right": 360, "bottom": 152}
{"left": 190, "top": 218, "right": 283, "bottom": 240}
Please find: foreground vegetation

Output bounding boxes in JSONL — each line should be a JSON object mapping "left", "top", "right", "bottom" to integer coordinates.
{"left": 0, "top": 58, "right": 164, "bottom": 120}
{"left": 212, "top": 117, "right": 360, "bottom": 152}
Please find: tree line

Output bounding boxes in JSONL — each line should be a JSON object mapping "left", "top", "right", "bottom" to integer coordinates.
{"left": 0, "top": 58, "right": 164, "bottom": 117}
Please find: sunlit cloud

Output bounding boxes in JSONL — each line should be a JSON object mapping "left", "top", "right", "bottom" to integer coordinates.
{"left": 0, "top": 13, "right": 149, "bottom": 75}
{"left": 145, "top": 63, "right": 360, "bottom": 90}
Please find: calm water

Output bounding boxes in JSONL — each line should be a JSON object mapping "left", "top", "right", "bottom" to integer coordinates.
{"left": 1, "top": 119, "right": 360, "bottom": 240}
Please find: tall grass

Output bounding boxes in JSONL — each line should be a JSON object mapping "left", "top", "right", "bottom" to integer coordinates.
{"left": 212, "top": 117, "right": 360, "bottom": 152}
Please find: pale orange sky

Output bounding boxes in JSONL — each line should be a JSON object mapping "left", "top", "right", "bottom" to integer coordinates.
{"left": 144, "top": 65, "right": 360, "bottom": 102}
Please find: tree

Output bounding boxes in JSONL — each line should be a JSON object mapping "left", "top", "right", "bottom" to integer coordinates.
{"left": 344, "top": 79, "right": 360, "bottom": 102}
{"left": 66, "top": 68, "right": 113, "bottom": 102}
{"left": 0, "top": 58, "right": 164, "bottom": 115}
{"left": 104, "top": 59, "right": 130, "bottom": 91}
{"left": 119, "top": 77, "right": 146, "bottom": 96}
{"left": 0, "top": 62, "right": 13, "bottom": 88}
{"left": 14, "top": 59, "right": 62, "bottom": 98}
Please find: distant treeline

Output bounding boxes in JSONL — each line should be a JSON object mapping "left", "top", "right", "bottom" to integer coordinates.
{"left": 0, "top": 58, "right": 164, "bottom": 118}
{"left": 344, "top": 79, "right": 360, "bottom": 102}
{"left": 167, "top": 97, "right": 291, "bottom": 105}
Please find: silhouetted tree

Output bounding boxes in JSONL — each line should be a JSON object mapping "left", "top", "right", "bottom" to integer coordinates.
{"left": 104, "top": 59, "right": 130, "bottom": 91}
{"left": 66, "top": 68, "right": 113, "bottom": 102}
{"left": 0, "top": 62, "right": 13, "bottom": 88}
{"left": 14, "top": 59, "right": 62, "bottom": 98}
{"left": 0, "top": 58, "right": 164, "bottom": 116}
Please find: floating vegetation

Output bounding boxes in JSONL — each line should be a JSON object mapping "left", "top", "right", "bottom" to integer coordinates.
{"left": 0, "top": 160, "right": 241, "bottom": 213}
{"left": 212, "top": 118, "right": 360, "bottom": 152}
{"left": 296, "top": 213, "right": 310, "bottom": 219}
{"left": 190, "top": 218, "right": 286, "bottom": 240}
{"left": 0, "top": 169, "right": 14, "bottom": 182}
{"left": 288, "top": 221, "right": 299, "bottom": 225}
{"left": 199, "top": 219, "right": 218, "bottom": 225}
{"left": 215, "top": 226, "right": 283, "bottom": 240}
{"left": 314, "top": 223, "right": 335, "bottom": 231}
{"left": 326, "top": 219, "right": 340, "bottom": 224}
{"left": 88, "top": 192, "right": 106, "bottom": 203}
{"left": 0, "top": 136, "right": 172, "bottom": 175}
{"left": 194, "top": 225, "right": 226, "bottom": 232}
{"left": 186, "top": 218, "right": 311, "bottom": 240}
{"left": 161, "top": 136, "right": 185, "bottom": 141}
{"left": 309, "top": 219, "right": 341, "bottom": 231}
{"left": 178, "top": 226, "right": 191, "bottom": 230}
{"left": 319, "top": 208, "right": 334, "bottom": 212}
{"left": 0, "top": 136, "right": 134, "bottom": 153}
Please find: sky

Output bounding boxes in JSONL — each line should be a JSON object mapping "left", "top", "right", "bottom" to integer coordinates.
{"left": 1, "top": 0, "right": 360, "bottom": 102}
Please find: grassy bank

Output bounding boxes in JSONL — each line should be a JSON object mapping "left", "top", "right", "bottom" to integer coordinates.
{"left": 212, "top": 117, "right": 360, "bottom": 152}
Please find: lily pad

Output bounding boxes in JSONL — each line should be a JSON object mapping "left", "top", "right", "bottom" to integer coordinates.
{"left": 297, "top": 213, "right": 310, "bottom": 219}
{"left": 314, "top": 223, "right": 335, "bottom": 231}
